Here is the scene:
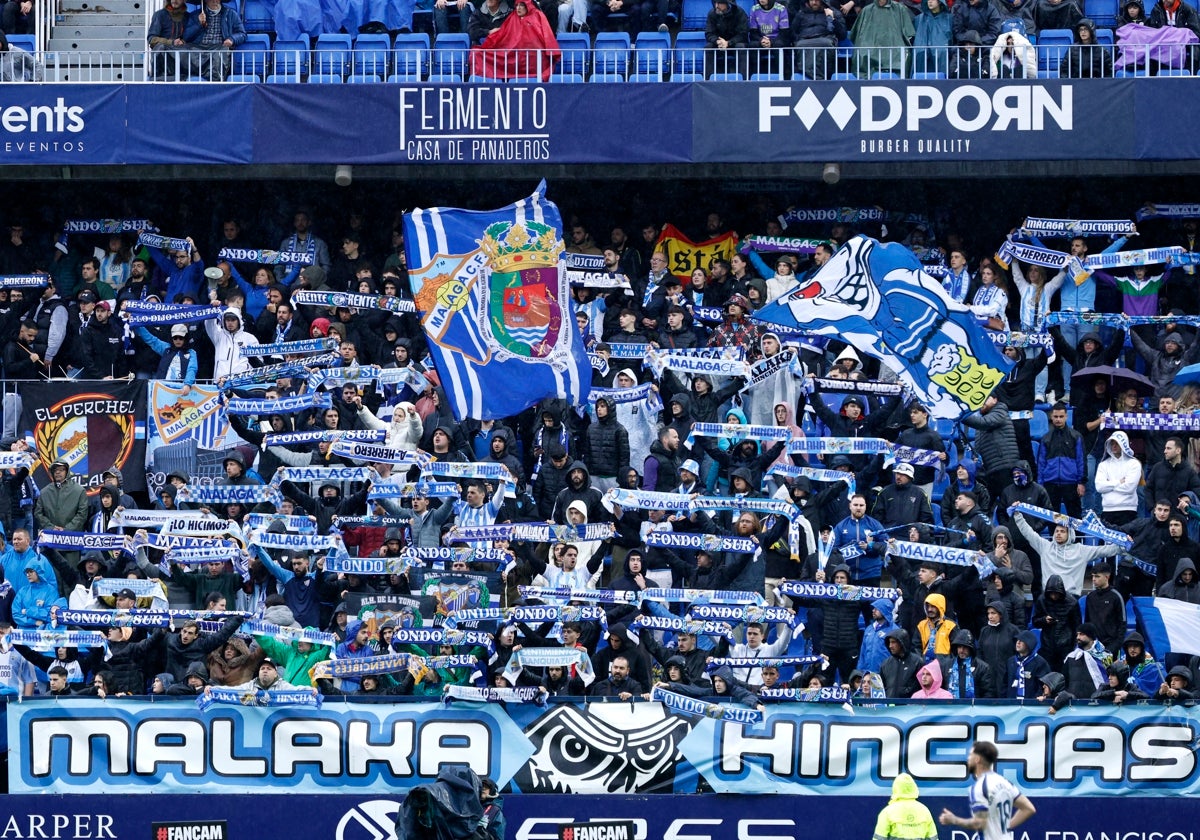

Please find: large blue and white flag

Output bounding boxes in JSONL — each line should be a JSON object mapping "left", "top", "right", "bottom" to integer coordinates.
{"left": 404, "top": 182, "right": 592, "bottom": 420}
{"left": 1131, "top": 597, "right": 1200, "bottom": 658}
{"left": 752, "top": 236, "right": 1012, "bottom": 420}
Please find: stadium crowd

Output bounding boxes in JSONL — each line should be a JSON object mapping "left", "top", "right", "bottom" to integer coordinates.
{"left": 0, "top": 205, "right": 1198, "bottom": 711}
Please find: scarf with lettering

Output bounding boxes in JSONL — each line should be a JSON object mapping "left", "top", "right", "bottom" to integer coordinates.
{"left": 445, "top": 523, "right": 615, "bottom": 544}
{"left": 631, "top": 615, "right": 736, "bottom": 640}
{"left": 324, "top": 554, "right": 423, "bottom": 576}
{"left": 604, "top": 488, "right": 693, "bottom": 512}
{"left": 367, "top": 480, "right": 460, "bottom": 500}
{"left": 327, "top": 440, "right": 430, "bottom": 466}
{"left": 0, "top": 275, "right": 50, "bottom": 289}
{"left": 37, "top": 531, "right": 127, "bottom": 552}
{"left": 390, "top": 627, "right": 495, "bottom": 652}
{"left": 239, "top": 337, "right": 338, "bottom": 358}
{"left": 686, "top": 604, "right": 797, "bottom": 626}
{"left": 225, "top": 393, "right": 332, "bottom": 415}
{"left": 643, "top": 531, "right": 759, "bottom": 554}
{"left": 197, "top": 687, "right": 320, "bottom": 711}
{"left": 502, "top": 647, "right": 595, "bottom": 686}
{"left": 125, "top": 305, "right": 223, "bottom": 327}
{"left": 290, "top": 290, "right": 416, "bottom": 315}
{"left": 776, "top": 581, "right": 902, "bottom": 601}
{"left": 176, "top": 484, "right": 284, "bottom": 506}
{"left": 421, "top": 461, "right": 511, "bottom": 480}
{"left": 686, "top": 422, "right": 793, "bottom": 448}
{"left": 271, "top": 466, "right": 373, "bottom": 486}
{"left": 738, "top": 235, "right": 826, "bottom": 254}
{"left": 885, "top": 540, "right": 997, "bottom": 577}
{"left": 444, "top": 685, "right": 546, "bottom": 704}
{"left": 242, "top": 620, "right": 336, "bottom": 647}
{"left": 759, "top": 686, "right": 850, "bottom": 702}
{"left": 218, "top": 247, "right": 314, "bottom": 265}
{"left": 63, "top": 218, "right": 153, "bottom": 234}
{"left": 263, "top": 428, "right": 385, "bottom": 447}
{"left": 650, "top": 685, "right": 763, "bottom": 724}
{"left": 136, "top": 232, "right": 191, "bottom": 252}
{"left": 220, "top": 353, "right": 341, "bottom": 389}
{"left": 517, "top": 586, "right": 641, "bottom": 605}
{"left": 1009, "top": 503, "right": 1134, "bottom": 549}
{"left": 1019, "top": 218, "right": 1137, "bottom": 237}
{"left": 1102, "top": 412, "right": 1200, "bottom": 432}
{"left": 706, "top": 655, "right": 822, "bottom": 670}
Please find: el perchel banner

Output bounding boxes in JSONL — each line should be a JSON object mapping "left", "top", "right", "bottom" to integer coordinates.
{"left": 1, "top": 80, "right": 1199, "bottom": 166}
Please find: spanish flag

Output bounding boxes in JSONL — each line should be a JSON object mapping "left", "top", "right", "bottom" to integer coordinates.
{"left": 655, "top": 224, "right": 739, "bottom": 282}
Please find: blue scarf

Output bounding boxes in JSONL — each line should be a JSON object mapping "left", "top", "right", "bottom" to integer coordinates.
{"left": 945, "top": 655, "right": 976, "bottom": 698}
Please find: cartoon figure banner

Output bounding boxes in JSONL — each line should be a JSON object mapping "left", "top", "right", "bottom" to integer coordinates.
{"left": 752, "top": 236, "right": 1013, "bottom": 420}
{"left": 19, "top": 381, "right": 147, "bottom": 495}
{"left": 403, "top": 181, "right": 592, "bottom": 421}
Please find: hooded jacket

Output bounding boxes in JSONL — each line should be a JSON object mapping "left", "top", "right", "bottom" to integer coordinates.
{"left": 915, "top": 593, "right": 957, "bottom": 660}
{"left": 961, "top": 400, "right": 1019, "bottom": 477}
{"left": 880, "top": 627, "right": 924, "bottom": 698}
{"left": 978, "top": 607, "right": 1018, "bottom": 697}
{"left": 1119, "top": 630, "right": 1168, "bottom": 695}
{"left": 1160, "top": 557, "right": 1200, "bottom": 604}
{"left": 912, "top": 657, "right": 953, "bottom": 699}
{"left": 1094, "top": 430, "right": 1143, "bottom": 512}
{"left": 206, "top": 636, "right": 264, "bottom": 687}
{"left": 11, "top": 555, "right": 66, "bottom": 628}
{"left": 205, "top": 307, "right": 260, "bottom": 380}
{"left": 1006, "top": 629, "right": 1051, "bottom": 699}
{"left": 34, "top": 459, "right": 89, "bottom": 533}
{"left": 164, "top": 616, "right": 245, "bottom": 683}
{"left": 1063, "top": 17, "right": 1112, "bottom": 76}
{"left": 706, "top": 0, "right": 750, "bottom": 47}
{"left": 1131, "top": 327, "right": 1200, "bottom": 390}
{"left": 1013, "top": 511, "right": 1121, "bottom": 595}
{"left": 672, "top": 664, "right": 760, "bottom": 707}
{"left": 989, "top": 27, "right": 1037, "bottom": 76}
{"left": 1145, "top": 457, "right": 1200, "bottom": 519}
{"left": 1031, "top": 574, "right": 1080, "bottom": 667}
{"left": 551, "top": 460, "right": 608, "bottom": 525}
{"left": 873, "top": 773, "right": 938, "bottom": 840}
{"left": 989, "top": 566, "right": 1027, "bottom": 628}
{"left": 1090, "top": 659, "right": 1150, "bottom": 702}
{"left": 858, "top": 597, "right": 897, "bottom": 674}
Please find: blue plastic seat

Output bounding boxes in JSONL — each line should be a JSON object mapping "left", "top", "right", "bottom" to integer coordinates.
{"left": 593, "top": 32, "right": 631, "bottom": 77}
{"left": 313, "top": 33, "right": 352, "bottom": 77}
{"left": 432, "top": 32, "right": 470, "bottom": 78}
{"left": 671, "top": 71, "right": 703, "bottom": 81}
{"left": 871, "top": 71, "right": 901, "bottom": 79}
{"left": 1158, "top": 67, "right": 1193, "bottom": 75}
{"left": 548, "top": 72, "right": 584, "bottom": 83}
{"left": 557, "top": 32, "right": 591, "bottom": 77}
{"left": 628, "top": 72, "right": 663, "bottom": 82}
{"left": 750, "top": 72, "right": 783, "bottom": 80}
{"left": 353, "top": 33, "right": 392, "bottom": 77}
{"left": 673, "top": 30, "right": 707, "bottom": 74}
{"left": 265, "top": 73, "right": 301, "bottom": 83}
{"left": 272, "top": 37, "right": 310, "bottom": 78}
{"left": 226, "top": 73, "right": 261, "bottom": 82}
{"left": 707, "top": 72, "right": 743, "bottom": 80}
{"left": 427, "top": 73, "right": 465, "bottom": 82}
{"left": 347, "top": 73, "right": 381, "bottom": 83}
{"left": 590, "top": 72, "right": 625, "bottom": 82}
{"left": 394, "top": 33, "right": 431, "bottom": 78}
{"left": 681, "top": 0, "right": 708, "bottom": 29}
{"left": 633, "top": 30, "right": 670, "bottom": 75}
{"left": 306, "top": 73, "right": 343, "bottom": 83}
{"left": 1037, "top": 28, "right": 1073, "bottom": 71}
{"left": 911, "top": 71, "right": 946, "bottom": 79}
{"left": 387, "top": 71, "right": 423, "bottom": 82}
{"left": 241, "top": 0, "right": 274, "bottom": 33}
{"left": 233, "top": 33, "right": 271, "bottom": 77}
{"left": 6, "top": 34, "right": 35, "bottom": 52}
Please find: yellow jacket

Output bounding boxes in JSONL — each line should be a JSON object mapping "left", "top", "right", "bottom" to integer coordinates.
{"left": 873, "top": 773, "right": 938, "bottom": 840}
{"left": 916, "top": 593, "right": 957, "bottom": 658}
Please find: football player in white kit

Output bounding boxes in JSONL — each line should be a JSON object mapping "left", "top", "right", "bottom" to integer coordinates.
{"left": 939, "top": 741, "right": 1037, "bottom": 840}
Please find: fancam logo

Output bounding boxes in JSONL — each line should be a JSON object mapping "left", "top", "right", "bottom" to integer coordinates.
{"left": 150, "top": 823, "right": 226, "bottom": 840}
{"left": 758, "top": 85, "right": 1073, "bottom": 133}
{"left": 0, "top": 99, "right": 85, "bottom": 133}
{"left": 335, "top": 801, "right": 400, "bottom": 840}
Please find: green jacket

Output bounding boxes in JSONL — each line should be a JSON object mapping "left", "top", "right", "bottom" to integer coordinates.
{"left": 34, "top": 475, "right": 89, "bottom": 532}
{"left": 254, "top": 634, "right": 331, "bottom": 687}
{"left": 873, "top": 774, "right": 938, "bottom": 840}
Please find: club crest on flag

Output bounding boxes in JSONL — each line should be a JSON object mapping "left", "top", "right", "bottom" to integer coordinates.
{"left": 482, "top": 220, "right": 566, "bottom": 360}
{"left": 151, "top": 383, "right": 226, "bottom": 449}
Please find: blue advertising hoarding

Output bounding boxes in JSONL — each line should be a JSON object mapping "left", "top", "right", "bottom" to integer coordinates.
{"left": 0, "top": 80, "right": 1193, "bottom": 166}
{"left": 8, "top": 698, "right": 1200, "bottom": 797}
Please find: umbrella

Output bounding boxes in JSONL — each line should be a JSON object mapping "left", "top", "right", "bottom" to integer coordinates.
{"left": 1071, "top": 365, "right": 1156, "bottom": 397}
{"left": 1176, "top": 362, "right": 1200, "bottom": 388}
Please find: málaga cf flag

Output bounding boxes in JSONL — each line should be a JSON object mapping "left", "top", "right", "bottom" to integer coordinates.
{"left": 752, "top": 236, "right": 1012, "bottom": 420}
{"left": 404, "top": 182, "right": 592, "bottom": 421}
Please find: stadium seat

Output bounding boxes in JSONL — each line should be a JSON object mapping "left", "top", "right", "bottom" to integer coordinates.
{"left": 1036, "top": 67, "right": 1060, "bottom": 78}
{"left": 871, "top": 71, "right": 901, "bottom": 79}
{"left": 670, "top": 72, "right": 703, "bottom": 81}
{"left": 548, "top": 72, "right": 584, "bottom": 83}
{"left": 233, "top": 33, "right": 271, "bottom": 78}
{"left": 306, "top": 73, "right": 344, "bottom": 83}
{"left": 673, "top": 31, "right": 707, "bottom": 75}
{"left": 557, "top": 32, "right": 591, "bottom": 77}
{"left": 911, "top": 71, "right": 947, "bottom": 79}
{"left": 681, "top": 0, "right": 708, "bottom": 29}
{"left": 241, "top": 0, "right": 274, "bottom": 33}
{"left": 593, "top": 32, "right": 631, "bottom": 77}
{"left": 1029, "top": 409, "right": 1050, "bottom": 440}
{"left": 272, "top": 37, "right": 310, "bottom": 78}
{"left": 589, "top": 72, "right": 625, "bottom": 82}
{"left": 1157, "top": 67, "right": 1193, "bottom": 75}
{"left": 353, "top": 33, "right": 392, "bottom": 78}
{"left": 1085, "top": 0, "right": 1119, "bottom": 27}
{"left": 830, "top": 72, "right": 857, "bottom": 80}
{"left": 707, "top": 72, "right": 743, "bottom": 80}
{"left": 1095, "top": 28, "right": 1114, "bottom": 45}
{"left": 432, "top": 32, "right": 470, "bottom": 78}
{"left": 313, "top": 33, "right": 352, "bottom": 78}
{"left": 394, "top": 33, "right": 431, "bottom": 78}
{"left": 628, "top": 72, "right": 663, "bottom": 82}
{"left": 427, "top": 73, "right": 465, "bottom": 82}
{"left": 226, "top": 73, "right": 261, "bottom": 82}
{"left": 634, "top": 30, "right": 670, "bottom": 75}
{"left": 1037, "top": 29, "right": 1073, "bottom": 71}
{"left": 7, "top": 34, "right": 35, "bottom": 52}
{"left": 265, "top": 73, "right": 301, "bottom": 83}
{"left": 387, "top": 72, "right": 423, "bottom": 82}
{"left": 347, "top": 73, "right": 381, "bottom": 83}
{"left": 750, "top": 72, "right": 783, "bottom": 80}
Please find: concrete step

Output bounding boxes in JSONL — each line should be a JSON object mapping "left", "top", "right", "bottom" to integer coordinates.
{"left": 44, "top": 64, "right": 145, "bottom": 81}
{"left": 47, "top": 36, "right": 143, "bottom": 50}
{"left": 56, "top": 13, "right": 145, "bottom": 26}
{"left": 53, "top": 25, "right": 145, "bottom": 38}
{"left": 60, "top": 0, "right": 146, "bottom": 13}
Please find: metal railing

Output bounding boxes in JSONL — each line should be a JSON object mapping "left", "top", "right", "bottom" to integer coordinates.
{"left": 10, "top": 43, "right": 1200, "bottom": 83}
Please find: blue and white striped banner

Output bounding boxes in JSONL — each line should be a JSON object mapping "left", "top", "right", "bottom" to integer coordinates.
{"left": 262, "top": 429, "right": 385, "bottom": 447}
{"left": 197, "top": 687, "right": 320, "bottom": 711}
{"left": 650, "top": 686, "right": 762, "bottom": 724}
{"left": 225, "top": 393, "right": 332, "bottom": 415}
{"left": 687, "top": 605, "right": 796, "bottom": 625}
{"left": 290, "top": 290, "right": 416, "bottom": 314}
{"left": 217, "top": 247, "right": 315, "bottom": 266}
{"left": 239, "top": 337, "right": 339, "bottom": 358}
{"left": 776, "top": 581, "right": 901, "bottom": 601}
{"left": 644, "top": 531, "right": 759, "bottom": 554}
{"left": 631, "top": 615, "right": 736, "bottom": 640}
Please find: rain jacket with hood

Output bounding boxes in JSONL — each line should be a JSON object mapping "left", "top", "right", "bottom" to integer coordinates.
{"left": 551, "top": 461, "right": 608, "bottom": 525}
{"left": 1031, "top": 574, "right": 1080, "bottom": 669}
{"left": 914, "top": 0, "right": 953, "bottom": 74}
{"left": 206, "top": 636, "right": 264, "bottom": 687}
{"left": 915, "top": 593, "right": 957, "bottom": 660}
{"left": 990, "top": 27, "right": 1036, "bottom": 76}
{"left": 880, "top": 627, "right": 924, "bottom": 698}
{"left": 1006, "top": 629, "right": 1051, "bottom": 699}
{"left": 940, "top": 457, "right": 991, "bottom": 526}
{"left": 911, "top": 657, "right": 952, "bottom": 699}
{"left": 705, "top": 0, "right": 749, "bottom": 48}
{"left": 34, "top": 459, "right": 89, "bottom": 533}
{"left": 205, "top": 307, "right": 260, "bottom": 380}
{"left": 1095, "top": 430, "right": 1142, "bottom": 514}
{"left": 989, "top": 526, "right": 1035, "bottom": 601}
{"left": 1013, "top": 511, "right": 1122, "bottom": 595}
{"left": 671, "top": 664, "right": 761, "bottom": 708}
{"left": 858, "top": 597, "right": 897, "bottom": 674}
{"left": 872, "top": 773, "right": 938, "bottom": 840}
{"left": 978, "top": 605, "right": 1018, "bottom": 697}
{"left": 11, "top": 555, "right": 66, "bottom": 628}
{"left": 1091, "top": 659, "right": 1149, "bottom": 702}
{"left": 1160, "top": 557, "right": 1200, "bottom": 604}
{"left": 1131, "top": 328, "right": 1200, "bottom": 392}
{"left": 333, "top": 619, "right": 377, "bottom": 691}
{"left": 989, "top": 566, "right": 1027, "bottom": 628}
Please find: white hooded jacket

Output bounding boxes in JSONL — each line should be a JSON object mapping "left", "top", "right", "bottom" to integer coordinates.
{"left": 205, "top": 307, "right": 260, "bottom": 380}
{"left": 1094, "top": 430, "right": 1143, "bottom": 514}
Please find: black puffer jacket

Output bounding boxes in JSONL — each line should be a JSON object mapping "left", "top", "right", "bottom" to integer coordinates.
{"left": 879, "top": 627, "right": 924, "bottom": 698}
{"left": 550, "top": 461, "right": 609, "bottom": 524}
{"left": 961, "top": 401, "right": 1019, "bottom": 476}
{"left": 791, "top": 563, "right": 868, "bottom": 652}
{"left": 644, "top": 437, "right": 682, "bottom": 492}
{"left": 1031, "top": 574, "right": 1079, "bottom": 668}
{"left": 585, "top": 396, "right": 629, "bottom": 479}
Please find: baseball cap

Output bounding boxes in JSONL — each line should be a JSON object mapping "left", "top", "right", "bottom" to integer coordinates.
{"left": 171, "top": 325, "right": 189, "bottom": 338}
{"left": 77, "top": 289, "right": 98, "bottom": 303}
{"left": 894, "top": 463, "right": 915, "bottom": 478}
{"left": 95, "top": 300, "right": 111, "bottom": 312}
{"left": 115, "top": 587, "right": 137, "bottom": 601}
{"left": 260, "top": 657, "right": 277, "bottom": 669}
